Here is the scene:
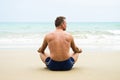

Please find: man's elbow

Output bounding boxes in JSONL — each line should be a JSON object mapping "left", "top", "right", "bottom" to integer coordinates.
{"left": 75, "top": 48, "right": 82, "bottom": 53}
{"left": 76, "top": 50, "right": 82, "bottom": 53}
{"left": 79, "top": 48, "right": 82, "bottom": 53}
{"left": 38, "top": 50, "right": 44, "bottom": 54}
{"left": 37, "top": 49, "right": 41, "bottom": 53}
{"left": 37, "top": 48, "right": 44, "bottom": 53}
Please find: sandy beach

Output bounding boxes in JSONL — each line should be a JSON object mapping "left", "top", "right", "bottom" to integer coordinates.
{"left": 0, "top": 48, "right": 120, "bottom": 80}
{"left": 0, "top": 0, "right": 120, "bottom": 79}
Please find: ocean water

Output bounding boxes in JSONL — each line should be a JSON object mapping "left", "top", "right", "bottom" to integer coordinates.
{"left": 0, "top": 22, "right": 120, "bottom": 49}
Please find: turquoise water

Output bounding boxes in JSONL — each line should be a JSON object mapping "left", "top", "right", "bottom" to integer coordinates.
{"left": 0, "top": 22, "right": 120, "bottom": 48}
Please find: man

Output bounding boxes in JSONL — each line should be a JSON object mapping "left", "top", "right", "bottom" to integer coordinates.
{"left": 38, "top": 16, "right": 82, "bottom": 70}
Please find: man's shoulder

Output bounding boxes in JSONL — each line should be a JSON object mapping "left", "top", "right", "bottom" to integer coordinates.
{"left": 65, "top": 32, "right": 71, "bottom": 35}
{"left": 46, "top": 31, "right": 55, "bottom": 36}
{"left": 64, "top": 32, "right": 72, "bottom": 37}
{"left": 45, "top": 31, "right": 55, "bottom": 39}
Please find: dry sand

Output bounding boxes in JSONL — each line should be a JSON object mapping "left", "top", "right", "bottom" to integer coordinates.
{"left": 0, "top": 48, "right": 120, "bottom": 80}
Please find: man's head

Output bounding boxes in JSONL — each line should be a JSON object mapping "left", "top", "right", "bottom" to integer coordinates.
{"left": 55, "top": 16, "right": 67, "bottom": 31}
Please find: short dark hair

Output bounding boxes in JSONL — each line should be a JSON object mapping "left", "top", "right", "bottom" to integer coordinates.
{"left": 55, "top": 16, "right": 66, "bottom": 27}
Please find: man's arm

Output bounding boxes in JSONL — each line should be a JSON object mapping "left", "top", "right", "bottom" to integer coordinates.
{"left": 71, "top": 37, "right": 82, "bottom": 53}
{"left": 38, "top": 36, "right": 48, "bottom": 54}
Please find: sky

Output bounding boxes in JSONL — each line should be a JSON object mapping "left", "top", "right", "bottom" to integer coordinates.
{"left": 0, "top": 0, "right": 120, "bottom": 22}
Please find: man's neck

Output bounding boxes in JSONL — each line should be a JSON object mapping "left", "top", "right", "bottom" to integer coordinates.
{"left": 56, "top": 26, "right": 64, "bottom": 31}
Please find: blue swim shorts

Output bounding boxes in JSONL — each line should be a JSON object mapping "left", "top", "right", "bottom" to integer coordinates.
{"left": 45, "top": 57, "right": 75, "bottom": 71}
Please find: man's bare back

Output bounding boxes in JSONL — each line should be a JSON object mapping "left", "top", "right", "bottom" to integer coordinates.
{"left": 38, "top": 16, "right": 82, "bottom": 70}
{"left": 46, "top": 29, "right": 72, "bottom": 61}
